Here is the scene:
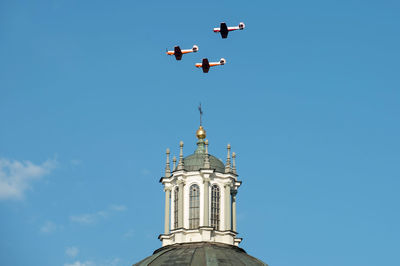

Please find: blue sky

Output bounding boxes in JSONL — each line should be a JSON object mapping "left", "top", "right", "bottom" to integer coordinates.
{"left": 1, "top": 0, "right": 399, "bottom": 265}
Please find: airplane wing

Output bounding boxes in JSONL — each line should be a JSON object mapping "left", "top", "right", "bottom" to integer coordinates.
{"left": 202, "top": 58, "right": 210, "bottom": 73}
{"left": 174, "top": 46, "right": 183, "bottom": 60}
{"left": 220, "top": 23, "right": 228, "bottom": 39}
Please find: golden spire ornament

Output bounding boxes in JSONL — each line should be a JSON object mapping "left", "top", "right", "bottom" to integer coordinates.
{"left": 196, "top": 103, "right": 206, "bottom": 139}
{"left": 196, "top": 126, "right": 206, "bottom": 140}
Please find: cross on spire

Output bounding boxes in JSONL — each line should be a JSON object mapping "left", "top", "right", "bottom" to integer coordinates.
{"left": 198, "top": 103, "right": 203, "bottom": 126}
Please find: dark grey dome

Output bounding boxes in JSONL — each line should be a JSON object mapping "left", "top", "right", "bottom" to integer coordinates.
{"left": 183, "top": 153, "right": 225, "bottom": 173}
{"left": 133, "top": 242, "right": 268, "bottom": 266}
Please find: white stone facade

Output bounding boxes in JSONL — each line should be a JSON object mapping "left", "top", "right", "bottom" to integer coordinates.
{"left": 159, "top": 167, "right": 242, "bottom": 247}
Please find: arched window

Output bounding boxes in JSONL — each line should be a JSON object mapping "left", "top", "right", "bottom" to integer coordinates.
{"left": 211, "top": 185, "right": 220, "bottom": 230}
{"left": 189, "top": 184, "right": 200, "bottom": 229}
{"left": 174, "top": 187, "right": 179, "bottom": 229}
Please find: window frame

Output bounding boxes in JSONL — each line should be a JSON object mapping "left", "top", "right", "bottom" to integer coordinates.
{"left": 189, "top": 184, "right": 200, "bottom": 229}
{"left": 174, "top": 186, "right": 179, "bottom": 229}
{"left": 210, "top": 184, "right": 220, "bottom": 230}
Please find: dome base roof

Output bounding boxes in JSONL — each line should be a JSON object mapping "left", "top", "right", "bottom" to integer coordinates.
{"left": 182, "top": 153, "right": 225, "bottom": 173}
{"left": 133, "top": 242, "right": 268, "bottom": 266}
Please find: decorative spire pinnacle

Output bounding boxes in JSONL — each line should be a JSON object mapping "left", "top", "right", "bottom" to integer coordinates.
{"left": 198, "top": 103, "right": 203, "bottom": 126}
{"left": 165, "top": 148, "right": 171, "bottom": 177}
{"left": 203, "top": 139, "right": 210, "bottom": 168}
{"left": 225, "top": 144, "right": 231, "bottom": 173}
{"left": 232, "top": 152, "right": 237, "bottom": 174}
{"left": 172, "top": 155, "right": 176, "bottom": 170}
{"left": 195, "top": 125, "right": 206, "bottom": 154}
{"left": 196, "top": 104, "right": 206, "bottom": 140}
{"left": 177, "top": 141, "right": 184, "bottom": 170}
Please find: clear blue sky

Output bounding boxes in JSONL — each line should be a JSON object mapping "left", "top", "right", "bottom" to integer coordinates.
{"left": 1, "top": 1, "right": 399, "bottom": 265}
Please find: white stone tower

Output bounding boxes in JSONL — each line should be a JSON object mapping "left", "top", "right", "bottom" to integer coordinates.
{"left": 159, "top": 125, "right": 242, "bottom": 247}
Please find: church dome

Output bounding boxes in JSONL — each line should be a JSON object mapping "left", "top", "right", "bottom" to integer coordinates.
{"left": 183, "top": 152, "right": 225, "bottom": 173}
{"left": 133, "top": 242, "right": 268, "bottom": 266}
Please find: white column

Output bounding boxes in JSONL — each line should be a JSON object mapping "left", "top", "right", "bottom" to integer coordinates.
{"left": 164, "top": 188, "right": 171, "bottom": 234}
{"left": 232, "top": 193, "right": 237, "bottom": 232}
{"left": 178, "top": 181, "right": 184, "bottom": 228}
{"left": 203, "top": 178, "right": 209, "bottom": 226}
{"left": 225, "top": 185, "right": 231, "bottom": 231}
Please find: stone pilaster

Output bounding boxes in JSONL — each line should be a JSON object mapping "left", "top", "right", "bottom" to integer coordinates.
{"left": 224, "top": 184, "right": 231, "bottom": 231}
{"left": 164, "top": 187, "right": 171, "bottom": 234}
{"left": 178, "top": 180, "right": 184, "bottom": 228}
{"left": 232, "top": 192, "right": 237, "bottom": 232}
{"left": 203, "top": 178, "right": 210, "bottom": 226}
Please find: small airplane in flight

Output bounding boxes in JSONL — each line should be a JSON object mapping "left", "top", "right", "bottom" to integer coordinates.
{"left": 213, "top": 22, "right": 245, "bottom": 39}
{"left": 195, "top": 58, "right": 226, "bottom": 73}
{"left": 166, "top": 45, "right": 199, "bottom": 60}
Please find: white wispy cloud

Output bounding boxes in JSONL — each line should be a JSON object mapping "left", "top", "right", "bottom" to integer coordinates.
{"left": 40, "top": 220, "right": 58, "bottom": 234}
{"left": 70, "top": 159, "right": 82, "bottom": 166}
{"left": 109, "top": 204, "right": 127, "bottom": 212}
{"left": 64, "top": 261, "right": 94, "bottom": 266}
{"left": 141, "top": 169, "right": 150, "bottom": 176}
{"left": 104, "top": 258, "right": 121, "bottom": 266}
{"left": 123, "top": 229, "right": 135, "bottom": 238}
{"left": 0, "top": 158, "right": 56, "bottom": 200}
{"left": 64, "top": 258, "right": 121, "bottom": 266}
{"left": 70, "top": 205, "right": 127, "bottom": 225}
{"left": 70, "top": 211, "right": 107, "bottom": 224}
{"left": 65, "top": 246, "right": 79, "bottom": 258}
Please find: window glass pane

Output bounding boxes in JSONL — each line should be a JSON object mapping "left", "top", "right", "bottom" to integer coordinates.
{"left": 189, "top": 184, "right": 200, "bottom": 229}
{"left": 174, "top": 187, "right": 179, "bottom": 229}
{"left": 211, "top": 185, "right": 220, "bottom": 230}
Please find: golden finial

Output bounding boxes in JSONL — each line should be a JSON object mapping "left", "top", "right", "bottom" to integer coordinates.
{"left": 196, "top": 125, "right": 206, "bottom": 139}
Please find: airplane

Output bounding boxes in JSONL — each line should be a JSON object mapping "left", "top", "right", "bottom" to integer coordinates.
{"left": 166, "top": 45, "right": 198, "bottom": 60}
{"left": 195, "top": 58, "right": 226, "bottom": 73}
{"left": 213, "top": 22, "right": 245, "bottom": 39}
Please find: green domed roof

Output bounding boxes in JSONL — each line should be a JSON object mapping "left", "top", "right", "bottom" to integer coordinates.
{"left": 183, "top": 153, "right": 224, "bottom": 173}
{"left": 133, "top": 242, "right": 268, "bottom": 266}
{"left": 176, "top": 140, "right": 225, "bottom": 173}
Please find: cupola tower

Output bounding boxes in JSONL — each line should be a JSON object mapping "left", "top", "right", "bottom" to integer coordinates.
{"left": 133, "top": 122, "right": 268, "bottom": 265}
{"left": 159, "top": 125, "right": 242, "bottom": 246}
